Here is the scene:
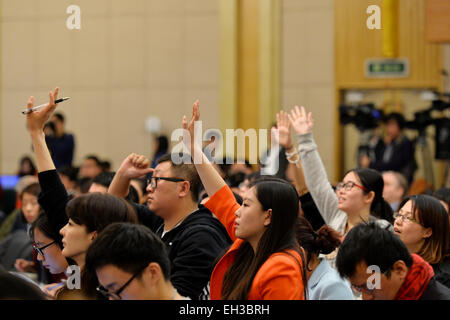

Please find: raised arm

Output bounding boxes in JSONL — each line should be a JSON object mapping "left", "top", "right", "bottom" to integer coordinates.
{"left": 182, "top": 100, "right": 226, "bottom": 196}
{"left": 288, "top": 106, "right": 341, "bottom": 226}
{"left": 182, "top": 101, "right": 239, "bottom": 239}
{"left": 108, "top": 153, "right": 154, "bottom": 198}
{"left": 26, "top": 88, "right": 71, "bottom": 232}
{"left": 274, "top": 110, "right": 309, "bottom": 196}
{"left": 26, "top": 88, "right": 59, "bottom": 173}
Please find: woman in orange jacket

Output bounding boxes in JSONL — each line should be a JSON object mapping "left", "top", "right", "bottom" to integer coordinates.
{"left": 182, "top": 101, "right": 306, "bottom": 300}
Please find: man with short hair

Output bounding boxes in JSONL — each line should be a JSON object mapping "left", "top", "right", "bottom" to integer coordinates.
{"left": 85, "top": 223, "right": 187, "bottom": 300}
{"left": 336, "top": 223, "right": 450, "bottom": 300}
{"left": 108, "top": 153, "right": 231, "bottom": 300}
{"left": 45, "top": 112, "right": 75, "bottom": 170}
{"left": 382, "top": 171, "right": 408, "bottom": 212}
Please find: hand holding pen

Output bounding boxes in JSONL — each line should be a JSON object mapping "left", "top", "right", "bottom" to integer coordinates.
{"left": 25, "top": 87, "right": 62, "bottom": 134}
{"left": 22, "top": 97, "right": 70, "bottom": 115}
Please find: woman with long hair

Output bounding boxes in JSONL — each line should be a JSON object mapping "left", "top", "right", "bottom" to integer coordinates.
{"left": 182, "top": 101, "right": 306, "bottom": 300}
{"left": 394, "top": 195, "right": 450, "bottom": 288}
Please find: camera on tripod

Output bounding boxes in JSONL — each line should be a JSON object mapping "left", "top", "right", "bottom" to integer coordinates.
{"left": 405, "top": 93, "right": 450, "bottom": 161}
{"left": 339, "top": 103, "right": 385, "bottom": 132}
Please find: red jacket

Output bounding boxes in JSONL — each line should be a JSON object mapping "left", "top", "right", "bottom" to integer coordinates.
{"left": 205, "top": 185, "right": 305, "bottom": 300}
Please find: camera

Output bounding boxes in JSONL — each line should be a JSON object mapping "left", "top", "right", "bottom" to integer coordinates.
{"left": 339, "top": 103, "right": 384, "bottom": 131}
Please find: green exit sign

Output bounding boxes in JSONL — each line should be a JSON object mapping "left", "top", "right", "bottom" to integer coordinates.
{"left": 365, "top": 58, "right": 409, "bottom": 78}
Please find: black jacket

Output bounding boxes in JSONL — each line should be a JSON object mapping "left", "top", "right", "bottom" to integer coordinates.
{"left": 369, "top": 135, "right": 416, "bottom": 183}
{"left": 133, "top": 203, "right": 232, "bottom": 300}
{"left": 420, "top": 277, "right": 450, "bottom": 300}
{"left": 432, "top": 258, "right": 450, "bottom": 289}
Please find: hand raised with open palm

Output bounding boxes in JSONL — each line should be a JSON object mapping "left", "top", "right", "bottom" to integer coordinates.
{"left": 273, "top": 110, "right": 293, "bottom": 149}
{"left": 288, "top": 106, "right": 314, "bottom": 135}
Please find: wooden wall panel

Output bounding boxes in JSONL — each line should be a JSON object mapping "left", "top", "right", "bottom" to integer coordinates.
{"left": 335, "top": 0, "right": 442, "bottom": 89}
{"left": 426, "top": 0, "right": 450, "bottom": 43}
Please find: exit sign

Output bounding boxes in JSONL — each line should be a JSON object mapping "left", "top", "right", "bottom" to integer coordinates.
{"left": 365, "top": 58, "right": 409, "bottom": 78}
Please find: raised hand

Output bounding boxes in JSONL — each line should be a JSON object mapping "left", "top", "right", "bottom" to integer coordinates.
{"left": 288, "top": 106, "right": 314, "bottom": 135}
{"left": 273, "top": 110, "right": 293, "bottom": 149}
{"left": 182, "top": 100, "right": 200, "bottom": 151}
{"left": 117, "top": 153, "right": 154, "bottom": 180}
{"left": 26, "top": 87, "right": 59, "bottom": 133}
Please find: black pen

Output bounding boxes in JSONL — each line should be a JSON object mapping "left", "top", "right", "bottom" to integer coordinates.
{"left": 22, "top": 97, "right": 70, "bottom": 115}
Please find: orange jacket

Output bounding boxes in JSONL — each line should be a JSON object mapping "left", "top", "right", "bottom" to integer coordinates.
{"left": 205, "top": 185, "right": 305, "bottom": 300}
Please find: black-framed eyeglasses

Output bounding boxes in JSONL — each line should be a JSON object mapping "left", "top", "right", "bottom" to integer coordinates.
{"left": 147, "top": 176, "right": 185, "bottom": 189}
{"left": 336, "top": 181, "right": 368, "bottom": 192}
{"left": 96, "top": 265, "right": 148, "bottom": 300}
{"left": 33, "top": 241, "right": 56, "bottom": 257}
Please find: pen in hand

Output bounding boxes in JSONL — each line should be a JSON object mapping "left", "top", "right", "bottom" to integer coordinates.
{"left": 21, "top": 97, "right": 70, "bottom": 115}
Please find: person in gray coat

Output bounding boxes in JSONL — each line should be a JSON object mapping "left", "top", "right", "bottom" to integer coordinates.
{"left": 288, "top": 106, "right": 393, "bottom": 269}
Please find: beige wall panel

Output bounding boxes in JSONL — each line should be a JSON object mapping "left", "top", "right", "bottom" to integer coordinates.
{"left": 1, "top": 90, "right": 35, "bottom": 170}
{"left": 282, "top": 0, "right": 335, "bottom": 180}
{"left": 71, "top": 18, "right": 109, "bottom": 87}
{"left": 1, "top": 0, "right": 37, "bottom": 19}
{"left": 35, "top": 0, "right": 71, "bottom": 17}
{"left": 69, "top": 0, "right": 109, "bottom": 15}
{"left": 1, "top": 0, "right": 221, "bottom": 173}
{"left": 68, "top": 90, "right": 109, "bottom": 166}
{"left": 147, "top": 0, "right": 185, "bottom": 15}
{"left": 110, "top": 0, "right": 146, "bottom": 15}
{"left": 282, "top": 12, "right": 307, "bottom": 86}
{"left": 186, "top": 0, "right": 219, "bottom": 13}
{"left": 1, "top": 21, "right": 37, "bottom": 89}
{"left": 185, "top": 15, "right": 219, "bottom": 88}
{"left": 36, "top": 21, "right": 72, "bottom": 89}
{"left": 146, "top": 17, "right": 184, "bottom": 89}
{"left": 110, "top": 18, "right": 146, "bottom": 87}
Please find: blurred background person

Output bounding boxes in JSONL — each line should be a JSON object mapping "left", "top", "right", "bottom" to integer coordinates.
{"left": 382, "top": 171, "right": 409, "bottom": 212}
{"left": 45, "top": 113, "right": 75, "bottom": 170}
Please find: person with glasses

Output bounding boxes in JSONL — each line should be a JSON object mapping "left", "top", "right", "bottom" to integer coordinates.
{"left": 288, "top": 106, "right": 393, "bottom": 269}
{"left": 336, "top": 222, "right": 450, "bottom": 300}
{"left": 28, "top": 213, "right": 69, "bottom": 295}
{"left": 108, "top": 152, "right": 232, "bottom": 300}
{"left": 394, "top": 195, "right": 450, "bottom": 288}
{"left": 86, "top": 223, "right": 188, "bottom": 300}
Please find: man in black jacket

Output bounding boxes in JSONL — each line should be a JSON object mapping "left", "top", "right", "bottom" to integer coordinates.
{"left": 360, "top": 113, "right": 416, "bottom": 184}
{"left": 336, "top": 223, "right": 450, "bottom": 300}
{"left": 109, "top": 153, "right": 231, "bottom": 300}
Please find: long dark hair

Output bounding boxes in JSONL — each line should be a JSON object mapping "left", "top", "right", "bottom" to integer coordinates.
{"left": 346, "top": 168, "right": 394, "bottom": 224}
{"left": 296, "top": 216, "right": 341, "bottom": 271}
{"left": 221, "top": 177, "right": 306, "bottom": 300}
{"left": 398, "top": 195, "right": 450, "bottom": 264}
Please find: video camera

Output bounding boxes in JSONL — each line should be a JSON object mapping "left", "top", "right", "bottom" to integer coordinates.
{"left": 406, "top": 93, "right": 450, "bottom": 160}
{"left": 339, "top": 103, "right": 384, "bottom": 132}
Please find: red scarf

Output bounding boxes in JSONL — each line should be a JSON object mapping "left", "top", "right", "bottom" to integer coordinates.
{"left": 395, "top": 254, "right": 434, "bottom": 300}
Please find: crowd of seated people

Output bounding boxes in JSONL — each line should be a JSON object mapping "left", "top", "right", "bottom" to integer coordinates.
{"left": 0, "top": 87, "right": 448, "bottom": 301}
